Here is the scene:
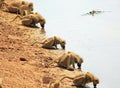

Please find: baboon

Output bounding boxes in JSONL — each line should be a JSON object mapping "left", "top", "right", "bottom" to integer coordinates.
{"left": 58, "top": 51, "right": 83, "bottom": 70}
{"left": 48, "top": 51, "right": 83, "bottom": 71}
{"left": 3, "top": 0, "right": 33, "bottom": 15}
{"left": 18, "top": 2, "right": 33, "bottom": 16}
{"left": 11, "top": 12, "right": 46, "bottom": 28}
{"left": 42, "top": 36, "right": 66, "bottom": 49}
{"left": 61, "top": 72, "right": 99, "bottom": 88}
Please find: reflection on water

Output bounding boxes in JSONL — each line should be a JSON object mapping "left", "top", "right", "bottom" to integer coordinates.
{"left": 29, "top": 0, "right": 120, "bottom": 87}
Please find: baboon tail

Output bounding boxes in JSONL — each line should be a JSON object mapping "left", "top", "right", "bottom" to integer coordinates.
{"left": 60, "top": 76, "right": 74, "bottom": 81}
{"left": 10, "top": 15, "right": 22, "bottom": 22}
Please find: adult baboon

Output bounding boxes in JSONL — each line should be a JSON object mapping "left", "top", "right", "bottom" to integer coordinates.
{"left": 48, "top": 51, "right": 83, "bottom": 71}
{"left": 61, "top": 72, "right": 99, "bottom": 88}
{"left": 42, "top": 36, "right": 66, "bottom": 49}
{"left": 58, "top": 51, "right": 83, "bottom": 70}
{"left": 11, "top": 12, "right": 46, "bottom": 28}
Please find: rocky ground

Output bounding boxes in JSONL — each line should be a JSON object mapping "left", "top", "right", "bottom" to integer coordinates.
{"left": 0, "top": 0, "right": 82, "bottom": 88}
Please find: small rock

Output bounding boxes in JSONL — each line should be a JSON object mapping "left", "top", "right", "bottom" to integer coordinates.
{"left": 19, "top": 57, "right": 27, "bottom": 61}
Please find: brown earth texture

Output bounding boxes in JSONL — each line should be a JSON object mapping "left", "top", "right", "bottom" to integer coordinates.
{"left": 0, "top": 0, "right": 82, "bottom": 88}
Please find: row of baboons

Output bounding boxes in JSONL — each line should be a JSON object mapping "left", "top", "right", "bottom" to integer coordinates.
{"left": 41, "top": 36, "right": 99, "bottom": 88}
{"left": 0, "top": 0, "right": 100, "bottom": 88}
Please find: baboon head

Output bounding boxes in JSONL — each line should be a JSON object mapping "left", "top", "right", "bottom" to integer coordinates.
{"left": 60, "top": 40, "right": 66, "bottom": 49}
{"left": 74, "top": 56, "right": 83, "bottom": 69}
{"left": 93, "top": 77, "right": 99, "bottom": 88}
{"left": 40, "top": 19, "right": 46, "bottom": 28}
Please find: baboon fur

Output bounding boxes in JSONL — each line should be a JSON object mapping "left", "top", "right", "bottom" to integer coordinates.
{"left": 11, "top": 12, "right": 46, "bottom": 28}
{"left": 42, "top": 36, "right": 66, "bottom": 49}
{"left": 18, "top": 2, "right": 33, "bottom": 16}
{"left": 58, "top": 51, "right": 83, "bottom": 70}
{"left": 61, "top": 72, "right": 99, "bottom": 88}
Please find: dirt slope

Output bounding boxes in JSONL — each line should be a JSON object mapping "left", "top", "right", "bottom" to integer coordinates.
{"left": 0, "top": 0, "right": 82, "bottom": 88}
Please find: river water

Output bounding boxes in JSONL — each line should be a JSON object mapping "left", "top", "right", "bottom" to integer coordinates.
{"left": 29, "top": 0, "right": 120, "bottom": 87}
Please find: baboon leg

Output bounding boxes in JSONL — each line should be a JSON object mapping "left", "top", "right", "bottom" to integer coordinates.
{"left": 22, "top": 19, "right": 33, "bottom": 26}
{"left": 66, "top": 56, "right": 70, "bottom": 69}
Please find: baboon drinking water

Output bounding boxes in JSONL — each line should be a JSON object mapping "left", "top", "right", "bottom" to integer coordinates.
{"left": 55, "top": 72, "right": 99, "bottom": 88}
{"left": 48, "top": 51, "right": 83, "bottom": 71}
{"left": 11, "top": 12, "right": 46, "bottom": 28}
{"left": 42, "top": 36, "right": 66, "bottom": 49}
{"left": 58, "top": 51, "right": 83, "bottom": 70}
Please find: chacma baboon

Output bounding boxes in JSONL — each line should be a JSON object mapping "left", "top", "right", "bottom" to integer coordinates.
{"left": 61, "top": 72, "right": 99, "bottom": 88}
{"left": 3, "top": 1, "right": 33, "bottom": 14}
{"left": 11, "top": 12, "right": 46, "bottom": 28}
{"left": 48, "top": 51, "right": 83, "bottom": 71}
{"left": 58, "top": 51, "right": 83, "bottom": 70}
{"left": 42, "top": 36, "right": 66, "bottom": 49}
{"left": 18, "top": 2, "right": 33, "bottom": 16}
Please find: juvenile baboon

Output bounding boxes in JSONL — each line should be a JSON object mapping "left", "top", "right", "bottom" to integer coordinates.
{"left": 61, "top": 72, "right": 99, "bottom": 88}
{"left": 11, "top": 12, "right": 46, "bottom": 28}
{"left": 48, "top": 51, "right": 83, "bottom": 71}
{"left": 42, "top": 36, "right": 66, "bottom": 49}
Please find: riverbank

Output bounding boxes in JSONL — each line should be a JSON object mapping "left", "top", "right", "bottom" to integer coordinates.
{"left": 0, "top": 0, "right": 81, "bottom": 88}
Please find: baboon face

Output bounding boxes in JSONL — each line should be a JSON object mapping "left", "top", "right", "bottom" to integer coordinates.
{"left": 60, "top": 41, "right": 66, "bottom": 49}
{"left": 40, "top": 23, "right": 44, "bottom": 28}
{"left": 93, "top": 78, "right": 99, "bottom": 87}
{"left": 40, "top": 20, "right": 45, "bottom": 28}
